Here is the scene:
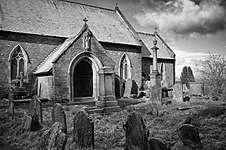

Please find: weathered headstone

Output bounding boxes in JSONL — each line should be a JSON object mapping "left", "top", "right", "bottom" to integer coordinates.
{"left": 222, "top": 81, "right": 226, "bottom": 100}
{"left": 29, "top": 95, "right": 43, "bottom": 124}
{"left": 38, "top": 122, "right": 67, "bottom": 150}
{"left": 148, "top": 137, "right": 170, "bottom": 150}
{"left": 173, "top": 83, "right": 183, "bottom": 102}
{"left": 150, "top": 85, "right": 162, "bottom": 105}
{"left": 30, "top": 113, "right": 42, "bottom": 131}
{"left": 123, "top": 79, "right": 132, "bottom": 98}
{"left": 179, "top": 124, "right": 202, "bottom": 149}
{"left": 8, "top": 86, "right": 14, "bottom": 118}
{"left": 123, "top": 111, "right": 148, "bottom": 150}
{"left": 73, "top": 111, "right": 94, "bottom": 148}
{"left": 189, "top": 82, "right": 204, "bottom": 96}
{"left": 183, "top": 84, "right": 189, "bottom": 93}
{"left": 52, "top": 103, "right": 67, "bottom": 134}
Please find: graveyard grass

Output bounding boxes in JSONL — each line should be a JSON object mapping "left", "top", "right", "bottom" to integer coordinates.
{"left": 0, "top": 98, "right": 226, "bottom": 150}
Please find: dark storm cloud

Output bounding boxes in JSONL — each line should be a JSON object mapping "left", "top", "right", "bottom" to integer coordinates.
{"left": 133, "top": 0, "right": 226, "bottom": 36}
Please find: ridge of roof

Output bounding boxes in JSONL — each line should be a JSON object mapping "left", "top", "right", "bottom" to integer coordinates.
{"left": 59, "top": 0, "right": 114, "bottom": 11}
{"left": 137, "top": 32, "right": 154, "bottom": 36}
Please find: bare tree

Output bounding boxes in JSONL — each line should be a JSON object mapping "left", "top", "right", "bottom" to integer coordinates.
{"left": 195, "top": 54, "right": 226, "bottom": 99}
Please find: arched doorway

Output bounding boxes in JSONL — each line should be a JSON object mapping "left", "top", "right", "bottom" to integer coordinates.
{"left": 73, "top": 60, "right": 93, "bottom": 97}
{"left": 68, "top": 52, "right": 103, "bottom": 101}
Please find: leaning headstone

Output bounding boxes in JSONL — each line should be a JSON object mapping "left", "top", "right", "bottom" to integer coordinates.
{"left": 73, "top": 111, "right": 94, "bottom": 148}
{"left": 38, "top": 122, "right": 67, "bottom": 150}
{"left": 123, "top": 79, "right": 132, "bottom": 98}
{"left": 148, "top": 137, "right": 170, "bottom": 150}
{"left": 123, "top": 111, "right": 148, "bottom": 150}
{"left": 173, "top": 83, "right": 183, "bottom": 102}
{"left": 179, "top": 124, "right": 202, "bottom": 149}
{"left": 52, "top": 103, "right": 67, "bottom": 134}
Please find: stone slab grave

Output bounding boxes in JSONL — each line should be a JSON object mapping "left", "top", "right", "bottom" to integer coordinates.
{"left": 29, "top": 95, "right": 43, "bottom": 124}
{"left": 123, "top": 111, "right": 148, "bottom": 150}
{"left": 123, "top": 79, "right": 132, "bottom": 98}
{"left": 173, "top": 83, "right": 183, "bottom": 102}
{"left": 52, "top": 103, "right": 67, "bottom": 134}
{"left": 179, "top": 124, "right": 202, "bottom": 149}
{"left": 73, "top": 111, "right": 94, "bottom": 148}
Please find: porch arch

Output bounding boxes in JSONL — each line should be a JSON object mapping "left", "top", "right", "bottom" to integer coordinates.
{"left": 68, "top": 52, "right": 103, "bottom": 101}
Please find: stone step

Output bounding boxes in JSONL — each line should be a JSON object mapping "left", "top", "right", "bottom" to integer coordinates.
{"left": 96, "top": 101, "right": 118, "bottom": 108}
{"left": 103, "top": 106, "right": 121, "bottom": 114}
{"left": 98, "top": 95, "right": 116, "bottom": 101}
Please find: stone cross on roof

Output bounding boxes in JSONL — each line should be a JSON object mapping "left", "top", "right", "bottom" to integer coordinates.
{"left": 83, "top": 17, "right": 88, "bottom": 24}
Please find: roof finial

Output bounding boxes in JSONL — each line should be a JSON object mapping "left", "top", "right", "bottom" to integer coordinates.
{"left": 154, "top": 27, "right": 158, "bottom": 35}
{"left": 83, "top": 17, "right": 88, "bottom": 25}
{"left": 115, "top": 1, "right": 118, "bottom": 7}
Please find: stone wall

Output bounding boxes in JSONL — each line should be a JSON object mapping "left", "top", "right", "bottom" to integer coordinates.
{"left": 0, "top": 31, "right": 62, "bottom": 98}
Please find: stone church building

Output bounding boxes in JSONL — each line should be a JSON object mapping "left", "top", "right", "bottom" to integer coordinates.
{"left": 0, "top": 0, "right": 175, "bottom": 102}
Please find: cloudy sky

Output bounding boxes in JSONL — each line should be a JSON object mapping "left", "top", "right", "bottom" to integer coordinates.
{"left": 73, "top": 0, "right": 226, "bottom": 78}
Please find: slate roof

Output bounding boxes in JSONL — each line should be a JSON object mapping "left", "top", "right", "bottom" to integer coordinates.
{"left": 0, "top": 0, "right": 140, "bottom": 46}
{"left": 138, "top": 32, "right": 175, "bottom": 60}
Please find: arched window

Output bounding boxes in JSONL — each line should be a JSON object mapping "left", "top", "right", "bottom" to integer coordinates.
{"left": 119, "top": 54, "right": 131, "bottom": 80}
{"left": 8, "top": 45, "right": 29, "bottom": 83}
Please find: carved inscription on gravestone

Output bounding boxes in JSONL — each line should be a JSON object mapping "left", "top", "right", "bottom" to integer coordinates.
{"left": 52, "top": 103, "right": 67, "bottom": 134}
{"left": 123, "top": 111, "right": 148, "bottom": 150}
{"left": 73, "top": 111, "right": 94, "bottom": 148}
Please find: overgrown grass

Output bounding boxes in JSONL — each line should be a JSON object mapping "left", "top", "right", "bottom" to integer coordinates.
{"left": 0, "top": 98, "right": 225, "bottom": 150}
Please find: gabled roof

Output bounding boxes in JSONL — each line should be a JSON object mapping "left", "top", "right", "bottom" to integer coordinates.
{"left": 34, "top": 24, "right": 88, "bottom": 75}
{"left": 138, "top": 32, "right": 175, "bottom": 60}
{"left": 0, "top": 0, "right": 140, "bottom": 46}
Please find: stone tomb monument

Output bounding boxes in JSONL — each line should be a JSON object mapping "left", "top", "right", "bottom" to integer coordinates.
{"left": 52, "top": 103, "right": 67, "bottom": 134}
{"left": 73, "top": 111, "right": 94, "bottom": 148}
{"left": 123, "top": 111, "right": 148, "bottom": 150}
{"left": 173, "top": 82, "right": 183, "bottom": 102}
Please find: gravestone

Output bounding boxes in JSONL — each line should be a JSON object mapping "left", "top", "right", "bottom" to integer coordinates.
{"left": 123, "top": 111, "right": 148, "bottom": 150}
{"left": 150, "top": 85, "right": 162, "bottom": 105}
{"left": 183, "top": 84, "right": 189, "bottom": 93}
{"left": 38, "top": 122, "right": 67, "bottom": 150}
{"left": 222, "top": 81, "right": 226, "bottom": 100}
{"left": 179, "top": 124, "right": 202, "bottom": 149}
{"left": 148, "top": 137, "right": 170, "bottom": 150}
{"left": 30, "top": 113, "right": 42, "bottom": 131}
{"left": 189, "top": 82, "right": 204, "bottom": 96}
{"left": 123, "top": 79, "right": 132, "bottom": 98}
{"left": 52, "top": 103, "right": 67, "bottom": 134}
{"left": 8, "top": 86, "right": 14, "bottom": 118}
{"left": 29, "top": 95, "right": 43, "bottom": 124}
{"left": 73, "top": 111, "right": 94, "bottom": 148}
{"left": 173, "top": 83, "right": 183, "bottom": 102}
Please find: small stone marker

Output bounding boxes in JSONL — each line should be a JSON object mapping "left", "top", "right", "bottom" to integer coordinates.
{"left": 148, "top": 137, "right": 170, "bottom": 150}
{"left": 123, "top": 111, "right": 148, "bottom": 150}
{"left": 38, "top": 122, "right": 67, "bottom": 150}
{"left": 150, "top": 85, "right": 162, "bottom": 105}
{"left": 73, "top": 111, "right": 94, "bottom": 148}
{"left": 173, "top": 83, "right": 183, "bottom": 102}
{"left": 179, "top": 124, "right": 202, "bottom": 149}
{"left": 222, "top": 81, "right": 226, "bottom": 100}
{"left": 52, "top": 103, "right": 67, "bottom": 134}
{"left": 123, "top": 79, "right": 132, "bottom": 98}
{"left": 29, "top": 95, "right": 43, "bottom": 124}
